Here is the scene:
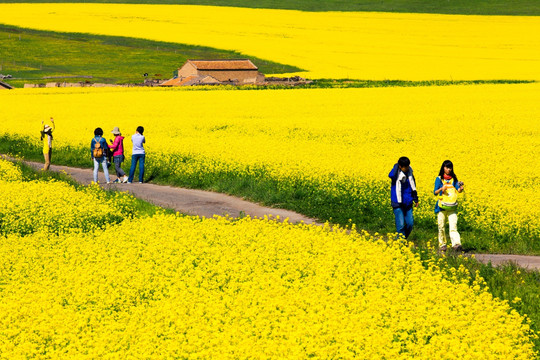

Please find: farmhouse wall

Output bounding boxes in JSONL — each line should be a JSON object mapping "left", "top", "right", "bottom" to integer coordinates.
{"left": 178, "top": 63, "right": 198, "bottom": 78}
{"left": 170, "top": 60, "right": 266, "bottom": 86}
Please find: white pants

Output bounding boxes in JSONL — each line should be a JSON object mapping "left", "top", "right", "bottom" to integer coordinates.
{"left": 438, "top": 210, "right": 461, "bottom": 247}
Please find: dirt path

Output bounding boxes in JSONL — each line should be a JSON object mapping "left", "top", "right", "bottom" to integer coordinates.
{"left": 14, "top": 158, "right": 540, "bottom": 271}
{"left": 472, "top": 254, "right": 540, "bottom": 270}
{"left": 22, "top": 160, "right": 320, "bottom": 225}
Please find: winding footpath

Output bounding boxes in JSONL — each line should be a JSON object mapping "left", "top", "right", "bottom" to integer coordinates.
{"left": 14, "top": 159, "right": 540, "bottom": 271}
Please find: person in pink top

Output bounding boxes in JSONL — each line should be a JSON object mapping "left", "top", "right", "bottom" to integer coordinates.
{"left": 108, "top": 127, "right": 128, "bottom": 183}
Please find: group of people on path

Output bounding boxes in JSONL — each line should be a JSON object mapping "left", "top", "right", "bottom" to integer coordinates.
{"left": 40, "top": 120, "right": 463, "bottom": 252}
{"left": 389, "top": 156, "right": 465, "bottom": 253}
{"left": 90, "top": 126, "right": 146, "bottom": 184}
{"left": 40, "top": 119, "right": 146, "bottom": 184}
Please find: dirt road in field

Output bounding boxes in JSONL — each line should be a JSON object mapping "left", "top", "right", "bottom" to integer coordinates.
{"left": 14, "top": 158, "right": 540, "bottom": 271}
{"left": 21, "top": 160, "right": 320, "bottom": 225}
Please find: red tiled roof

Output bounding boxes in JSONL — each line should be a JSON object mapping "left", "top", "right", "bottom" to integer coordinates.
{"left": 188, "top": 59, "right": 258, "bottom": 70}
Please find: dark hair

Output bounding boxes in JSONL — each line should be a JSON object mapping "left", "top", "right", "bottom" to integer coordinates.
{"left": 398, "top": 157, "right": 410, "bottom": 167}
{"left": 438, "top": 160, "right": 458, "bottom": 183}
{"left": 94, "top": 127, "right": 103, "bottom": 136}
{"left": 136, "top": 126, "right": 144, "bottom": 135}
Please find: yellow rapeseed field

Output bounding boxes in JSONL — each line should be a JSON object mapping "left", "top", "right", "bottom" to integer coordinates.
{"left": 0, "top": 209, "right": 536, "bottom": 358}
{"left": 0, "top": 83, "right": 538, "bottom": 239}
{"left": 0, "top": 159, "right": 136, "bottom": 235}
{"left": 0, "top": 3, "right": 539, "bottom": 80}
{"left": 0, "top": 3, "right": 538, "bottom": 356}
{"left": 0, "top": 157, "right": 22, "bottom": 181}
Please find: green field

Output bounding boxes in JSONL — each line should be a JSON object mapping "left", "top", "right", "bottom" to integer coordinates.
{"left": 0, "top": 0, "right": 539, "bottom": 15}
{"left": 0, "top": 25, "right": 302, "bottom": 88}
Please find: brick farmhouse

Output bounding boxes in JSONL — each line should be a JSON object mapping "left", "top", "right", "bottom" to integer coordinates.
{"left": 161, "top": 59, "right": 265, "bottom": 86}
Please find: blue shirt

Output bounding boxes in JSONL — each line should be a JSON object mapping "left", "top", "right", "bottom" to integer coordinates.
{"left": 433, "top": 177, "right": 462, "bottom": 213}
{"left": 132, "top": 133, "right": 145, "bottom": 155}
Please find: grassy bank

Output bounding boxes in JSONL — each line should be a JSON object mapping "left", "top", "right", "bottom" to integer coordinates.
{"left": 0, "top": 0, "right": 539, "bottom": 15}
{"left": 0, "top": 25, "right": 302, "bottom": 88}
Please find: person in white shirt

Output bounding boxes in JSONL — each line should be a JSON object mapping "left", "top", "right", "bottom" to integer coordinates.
{"left": 127, "top": 126, "right": 146, "bottom": 184}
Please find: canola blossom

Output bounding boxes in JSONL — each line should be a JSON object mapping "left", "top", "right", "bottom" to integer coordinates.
{"left": 0, "top": 157, "right": 22, "bottom": 181}
{"left": 1, "top": 83, "right": 538, "bottom": 240}
{"left": 0, "top": 4, "right": 539, "bottom": 80}
{"left": 0, "top": 159, "right": 136, "bottom": 235}
{"left": 0, "top": 213, "right": 536, "bottom": 358}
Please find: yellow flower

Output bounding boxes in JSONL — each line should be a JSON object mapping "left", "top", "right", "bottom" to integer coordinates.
{"left": 0, "top": 212, "right": 536, "bottom": 358}
{"left": 1, "top": 83, "right": 538, "bottom": 238}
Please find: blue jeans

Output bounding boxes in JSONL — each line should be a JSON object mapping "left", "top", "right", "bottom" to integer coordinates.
{"left": 128, "top": 154, "right": 145, "bottom": 183}
{"left": 93, "top": 157, "right": 110, "bottom": 183}
{"left": 393, "top": 205, "right": 414, "bottom": 239}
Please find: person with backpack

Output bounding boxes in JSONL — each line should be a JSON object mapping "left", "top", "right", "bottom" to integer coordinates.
{"left": 389, "top": 156, "right": 419, "bottom": 239}
{"left": 127, "top": 126, "right": 145, "bottom": 184}
{"left": 40, "top": 117, "right": 55, "bottom": 171}
{"left": 434, "top": 160, "right": 465, "bottom": 252}
{"left": 91, "top": 128, "right": 111, "bottom": 184}
{"left": 108, "top": 127, "right": 128, "bottom": 183}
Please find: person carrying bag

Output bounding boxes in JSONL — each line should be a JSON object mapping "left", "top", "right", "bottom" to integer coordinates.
{"left": 90, "top": 127, "right": 111, "bottom": 184}
{"left": 434, "top": 160, "right": 465, "bottom": 252}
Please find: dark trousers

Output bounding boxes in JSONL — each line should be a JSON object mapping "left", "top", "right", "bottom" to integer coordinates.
{"left": 113, "top": 155, "right": 126, "bottom": 178}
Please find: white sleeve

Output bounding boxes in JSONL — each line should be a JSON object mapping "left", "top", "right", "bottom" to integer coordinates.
{"left": 408, "top": 169, "right": 417, "bottom": 191}
{"left": 396, "top": 172, "right": 403, "bottom": 203}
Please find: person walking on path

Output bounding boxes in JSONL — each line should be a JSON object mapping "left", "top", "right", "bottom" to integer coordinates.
{"left": 40, "top": 117, "right": 55, "bottom": 171}
{"left": 389, "top": 156, "right": 419, "bottom": 239}
{"left": 127, "top": 126, "right": 145, "bottom": 184}
{"left": 434, "top": 160, "right": 465, "bottom": 252}
{"left": 108, "top": 127, "right": 128, "bottom": 183}
{"left": 91, "top": 128, "right": 111, "bottom": 184}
